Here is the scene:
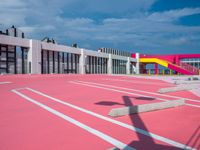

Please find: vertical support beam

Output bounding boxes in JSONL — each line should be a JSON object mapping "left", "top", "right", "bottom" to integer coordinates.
{"left": 126, "top": 57, "right": 130, "bottom": 75}
{"left": 58, "top": 52, "right": 60, "bottom": 74}
{"left": 102, "top": 58, "right": 104, "bottom": 74}
{"left": 14, "top": 27, "right": 17, "bottom": 74}
{"left": 113, "top": 59, "right": 115, "bottom": 74}
{"left": 41, "top": 49, "right": 43, "bottom": 74}
{"left": 119, "top": 60, "right": 121, "bottom": 74}
{"left": 94, "top": 57, "right": 97, "bottom": 74}
{"left": 62, "top": 52, "right": 64, "bottom": 63}
{"left": 105, "top": 58, "right": 108, "bottom": 74}
{"left": 88, "top": 56, "right": 91, "bottom": 74}
{"left": 136, "top": 53, "right": 140, "bottom": 74}
{"left": 115, "top": 60, "right": 117, "bottom": 74}
{"left": 112, "top": 59, "right": 116, "bottom": 74}
{"left": 28, "top": 40, "right": 41, "bottom": 74}
{"left": 100, "top": 58, "right": 103, "bottom": 74}
{"left": 117, "top": 60, "right": 121, "bottom": 74}
{"left": 77, "top": 54, "right": 80, "bottom": 74}
{"left": 52, "top": 51, "right": 55, "bottom": 73}
{"left": 92, "top": 57, "right": 94, "bottom": 74}
{"left": 122, "top": 60, "right": 125, "bottom": 74}
{"left": 115, "top": 59, "right": 117, "bottom": 74}
{"left": 67, "top": 53, "right": 69, "bottom": 73}
{"left": 47, "top": 51, "right": 50, "bottom": 74}
{"left": 79, "top": 49, "right": 86, "bottom": 74}
{"left": 93, "top": 57, "right": 95, "bottom": 74}
{"left": 71, "top": 53, "right": 73, "bottom": 73}
{"left": 14, "top": 47, "right": 17, "bottom": 74}
{"left": 75, "top": 54, "right": 77, "bottom": 74}
{"left": 108, "top": 54, "right": 112, "bottom": 75}
{"left": 102, "top": 58, "right": 105, "bottom": 74}
{"left": 155, "top": 63, "right": 158, "bottom": 75}
{"left": 91, "top": 56, "right": 93, "bottom": 74}
{"left": 6, "top": 45, "right": 8, "bottom": 73}
{"left": 97, "top": 57, "right": 99, "bottom": 74}
{"left": 62, "top": 52, "right": 64, "bottom": 74}
{"left": 117, "top": 60, "right": 119, "bottom": 74}
{"left": 91, "top": 57, "right": 93, "bottom": 74}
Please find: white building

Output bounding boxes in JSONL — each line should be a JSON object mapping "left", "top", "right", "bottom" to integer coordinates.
{"left": 0, "top": 26, "right": 139, "bottom": 75}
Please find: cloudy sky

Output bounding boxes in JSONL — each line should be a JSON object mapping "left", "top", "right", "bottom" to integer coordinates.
{"left": 0, "top": 0, "right": 200, "bottom": 54}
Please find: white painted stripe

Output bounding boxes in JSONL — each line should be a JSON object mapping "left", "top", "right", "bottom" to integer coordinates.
{"left": 0, "top": 81, "right": 12, "bottom": 84}
{"left": 76, "top": 81, "right": 200, "bottom": 105}
{"left": 24, "top": 87, "right": 194, "bottom": 150}
{"left": 103, "top": 78, "right": 171, "bottom": 86}
{"left": 11, "top": 89, "right": 135, "bottom": 150}
{"left": 186, "top": 103, "right": 200, "bottom": 108}
{"left": 71, "top": 81, "right": 169, "bottom": 102}
{"left": 74, "top": 81, "right": 200, "bottom": 108}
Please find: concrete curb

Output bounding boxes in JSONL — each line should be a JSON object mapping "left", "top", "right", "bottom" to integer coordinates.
{"left": 107, "top": 147, "right": 120, "bottom": 150}
{"left": 158, "top": 85, "right": 198, "bottom": 93}
{"left": 108, "top": 99, "right": 185, "bottom": 117}
{"left": 174, "top": 80, "right": 200, "bottom": 85}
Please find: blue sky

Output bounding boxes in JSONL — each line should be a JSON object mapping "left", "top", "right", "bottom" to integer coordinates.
{"left": 0, "top": 0, "right": 200, "bottom": 54}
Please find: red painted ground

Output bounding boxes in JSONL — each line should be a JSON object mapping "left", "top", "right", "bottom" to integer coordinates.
{"left": 0, "top": 74, "right": 199, "bottom": 150}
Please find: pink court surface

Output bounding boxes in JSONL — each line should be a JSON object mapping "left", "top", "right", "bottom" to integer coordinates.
{"left": 0, "top": 74, "right": 199, "bottom": 150}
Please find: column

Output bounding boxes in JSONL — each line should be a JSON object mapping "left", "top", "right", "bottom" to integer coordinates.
{"left": 28, "top": 39, "right": 41, "bottom": 74}
{"left": 62, "top": 52, "right": 64, "bottom": 74}
{"left": 14, "top": 46, "right": 17, "bottom": 74}
{"left": 58, "top": 52, "right": 60, "bottom": 74}
{"left": 41, "top": 49, "right": 43, "bottom": 74}
{"left": 88, "top": 56, "right": 91, "bottom": 74}
{"left": 108, "top": 54, "right": 112, "bottom": 74}
{"left": 52, "top": 51, "right": 55, "bottom": 73}
{"left": 79, "top": 49, "right": 86, "bottom": 74}
{"left": 126, "top": 57, "right": 130, "bottom": 75}
{"left": 22, "top": 48, "right": 25, "bottom": 74}
{"left": 136, "top": 53, "right": 140, "bottom": 74}
{"left": 47, "top": 51, "right": 50, "bottom": 74}
{"left": 67, "top": 53, "right": 69, "bottom": 73}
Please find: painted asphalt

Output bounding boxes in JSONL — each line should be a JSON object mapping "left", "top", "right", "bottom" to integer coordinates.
{"left": 0, "top": 74, "right": 199, "bottom": 150}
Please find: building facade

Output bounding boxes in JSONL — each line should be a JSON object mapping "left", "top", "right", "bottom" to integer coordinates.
{"left": 131, "top": 53, "right": 200, "bottom": 75}
{"left": 0, "top": 26, "right": 138, "bottom": 75}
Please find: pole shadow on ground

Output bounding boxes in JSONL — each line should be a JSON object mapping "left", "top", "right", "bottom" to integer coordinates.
{"left": 122, "top": 96, "right": 181, "bottom": 150}
{"left": 95, "top": 96, "right": 186, "bottom": 150}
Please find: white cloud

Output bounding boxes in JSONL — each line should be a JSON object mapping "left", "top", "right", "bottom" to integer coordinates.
{"left": 76, "top": 0, "right": 156, "bottom": 14}
{"left": 0, "top": 0, "right": 28, "bottom": 26}
{"left": 0, "top": 0, "right": 26, "bottom": 8}
{"left": 0, "top": 0, "right": 200, "bottom": 53}
{"left": 18, "top": 26, "right": 35, "bottom": 34}
{"left": 148, "top": 8, "right": 200, "bottom": 22}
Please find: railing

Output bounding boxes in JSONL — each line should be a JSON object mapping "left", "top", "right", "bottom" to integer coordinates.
{"left": 179, "top": 61, "right": 199, "bottom": 75}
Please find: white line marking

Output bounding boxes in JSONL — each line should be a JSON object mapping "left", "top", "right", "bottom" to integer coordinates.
{"left": 11, "top": 89, "right": 135, "bottom": 150}
{"left": 185, "top": 103, "right": 200, "bottom": 108}
{"left": 103, "top": 78, "right": 172, "bottom": 86}
{"left": 71, "top": 81, "right": 170, "bottom": 102}
{"left": 0, "top": 81, "right": 12, "bottom": 84}
{"left": 71, "top": 81, "right": 200, "bottom": 108}
{"left": 23, "top": 87, "right": 194, "bottom": 150}
{"left": 74, "top": 81, "right": 200, "bottom": 108}
{"left": 75, "top": 81, "right": 200, "bottom": 105}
